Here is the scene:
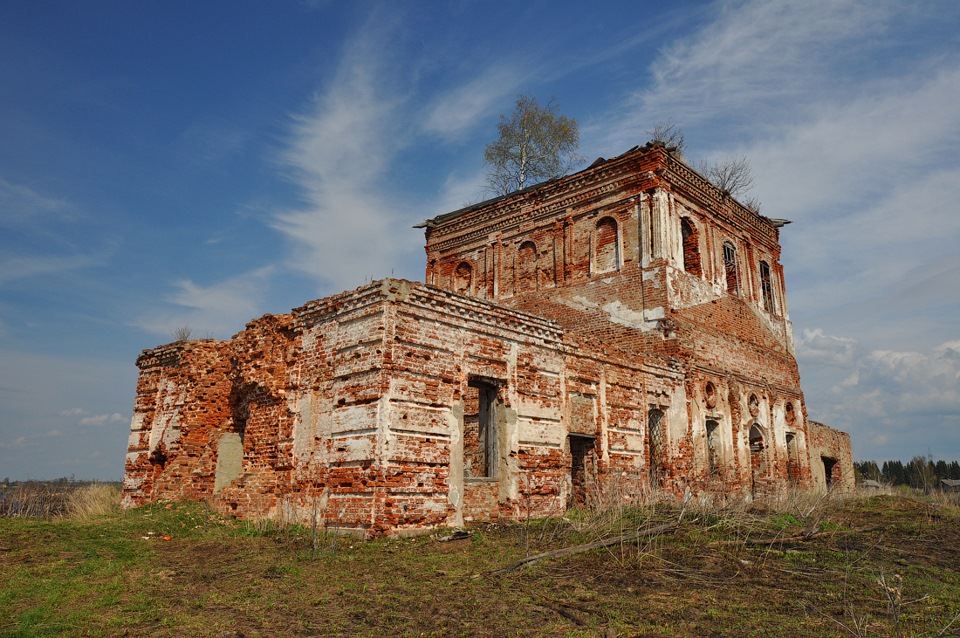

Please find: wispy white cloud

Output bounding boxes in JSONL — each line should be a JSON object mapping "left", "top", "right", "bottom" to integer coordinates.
{"left": 857, "top": 342, "right": 960, "bottom": 416}
{"left": 0, "top": 178, "right": 70, "bottom": 225}
{"left": 0, "top": 253, "right": 101, "bottom": 285}
{"left": 596, "top": 0, "right": 894, "bottom": 148}
{"left": 750, "top": 67, "right": 960, "bottom": 220}
{"left": 79, "top": 412, "right": 125, "bottom": 427}
{"left": 271, "top": 14, "right": 424, "bottom": 291}
{"left": 58, "top": 407, "right": 126, "bottom": 426}
{"left": 817, "top": 341, "right": 960, "bottom": 453}
{"left": 0, "top": 436, "right": 27, "bottom": 449}
{"left": 422, "top": 65, "right": 526, "bottom": 139}
{"left": 133, "top": 266, "right": 275, "bottom": 338}
{"left": 0, "top": 178, "right": 112, "bottom": 285}
{"left": 0, "top": 349, "right": 132, "bottom": 478}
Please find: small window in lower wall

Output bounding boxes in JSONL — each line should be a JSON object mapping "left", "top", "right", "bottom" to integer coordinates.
{"left": 464, "top": 379, "right": 498, "bottom": 479}
{"left": 568, "top": 435, "right": 596, "bottom": 509}
{"left": 706, "top": 419, "right": 721, "bottom": 475}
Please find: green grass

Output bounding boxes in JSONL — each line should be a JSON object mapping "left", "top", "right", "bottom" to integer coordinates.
{"left": 2, "top": 493, "right": 960, "bottom": 636}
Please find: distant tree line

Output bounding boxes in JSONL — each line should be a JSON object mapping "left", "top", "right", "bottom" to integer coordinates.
{"left": 855, "top": 457, "right": 960, "bottom": 490}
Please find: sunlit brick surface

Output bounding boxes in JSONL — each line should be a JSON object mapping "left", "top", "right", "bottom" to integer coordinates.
{"left": 124, "top": 144, "right": 853, "bottom": 536}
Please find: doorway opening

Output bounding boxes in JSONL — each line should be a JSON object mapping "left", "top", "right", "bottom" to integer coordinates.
{"left": 822, "top": 456, "right": 837, "bottom": 488}
{"left": 464, "top": 379, "right": 499, "bottom": 479}
{"left": 568, "top": 435, "right": 596, "bottom": 509}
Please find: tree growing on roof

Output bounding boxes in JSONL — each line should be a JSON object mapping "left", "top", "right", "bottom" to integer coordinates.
{"left": 697, "top": 155, "right": 756, "bottom": 199}
{"left": 646, "top": 120, "right": 686, "bottom": 156}
{"left": 646, "top": 119, "right": 761, "bottom": 212}
{"left": 483, "top": 95, "right": 583, "bottom": 196}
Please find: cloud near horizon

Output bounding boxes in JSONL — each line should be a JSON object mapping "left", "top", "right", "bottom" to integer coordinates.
{"left": 133, "top": 266, "right": 275, "bottom": 339}
{"left": 79, "top": 412, "right": 126, "bottom": 427}
{"left": 805, "top": 340, "right": 960, "bottom": 459}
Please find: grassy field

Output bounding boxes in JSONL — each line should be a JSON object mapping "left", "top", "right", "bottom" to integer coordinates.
{"left": 1, "top": 487, "right": 959, "bottom": 637}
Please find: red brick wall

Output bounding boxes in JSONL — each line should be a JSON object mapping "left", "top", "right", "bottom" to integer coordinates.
{"left": 123, "top": 145, "right": 853, "bottom": 535}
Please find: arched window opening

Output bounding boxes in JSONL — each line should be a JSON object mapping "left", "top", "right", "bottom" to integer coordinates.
{"left": 595, "top": 217, "right": 620, "bottom": 273}
{"left": 453, "top": 262, "right": 473, "bottom": 295}
{"left": 723, "top": 242, "right": 739, "bottom": 295}
{"left": 749, "top": 423, "right": 765, "bottom": 453}
{"left": 704, "top": 381, "right": 717, "bottom": 408}
{"left": 706, "top": 419, "right": 720, "bottom": 475}
{"left": 785, "top": 402, "right": 797, "bottom": 426}
{"left": 749, "top": 421, "right": 767, "bottom": 495}
{"left": 681, "top": 218, "right": 702, "bottom": 276}
{"left": 760, "top": 261, "right": 775, "bottom": 313}
{"left": 648, "top": 408, "right": 665, "bottom": 488}
{"left": 517, "top": 241, "right": 537, "bottom": 292}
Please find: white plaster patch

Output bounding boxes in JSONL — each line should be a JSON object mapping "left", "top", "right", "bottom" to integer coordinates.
{"left": 601, "top": 300, "right": 661, "bottom": 331}
{"left": 566, "top": 296, "right": 599, "bottom": 310}
{"left": 517, "top": 417, "right": 564, "bottom": 446}
{"left": 214, "top": 432, "right": 243, "bottom": 492}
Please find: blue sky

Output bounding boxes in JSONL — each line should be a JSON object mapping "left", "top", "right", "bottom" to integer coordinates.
{"left": 1, "top": 0, "right": 958, "bottom": 480}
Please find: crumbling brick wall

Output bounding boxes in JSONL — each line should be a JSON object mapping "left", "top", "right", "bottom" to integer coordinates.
{"left": 419, "top": 143, "right": 834, "bottom": 504}
{"left": 807, "top": 421, "right": 855, "bottom": 491}
{"left": 124, "top": 143, "right": 853, "bottom": 536}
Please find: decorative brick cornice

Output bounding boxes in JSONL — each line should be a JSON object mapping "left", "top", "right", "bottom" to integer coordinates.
{"left": 663, "top": 155, "right": 778, "bottom": 244}
{"left": 423, "top": 148, "right": 661, "bottom": 254}
{"left": 403, "top": 282, "right": 565, "bottom": 343}
{"left": 423, "top": 144, "right": 781, "bottom": 255}
{"left": 293, "top": 281, "right": 392, "bottom": 329}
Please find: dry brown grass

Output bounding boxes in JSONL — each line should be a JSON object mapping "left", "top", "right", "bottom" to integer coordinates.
{"left": 66, "top": 483, "right": 120, "bottom": 519}
{"left": 0, "top": 480, "right": 120, "bottom": 519}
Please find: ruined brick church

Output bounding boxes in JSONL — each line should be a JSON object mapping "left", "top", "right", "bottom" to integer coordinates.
{"left": 122, "top": 142, "right": 853, "bottom": 536}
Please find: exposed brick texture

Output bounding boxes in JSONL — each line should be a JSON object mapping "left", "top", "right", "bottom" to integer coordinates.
{"left": 123, "top": 143, "right": 853, "bottom": 536}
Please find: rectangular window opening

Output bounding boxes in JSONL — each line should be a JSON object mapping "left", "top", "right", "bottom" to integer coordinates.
{"left": 760, "top": 261, "right": 775, "bottom": 313}
{"left": 706, "top": 419, "right": 720, "bottom": 475}
{"left": 464, "top": 379, "right": 499, "bottom": 479}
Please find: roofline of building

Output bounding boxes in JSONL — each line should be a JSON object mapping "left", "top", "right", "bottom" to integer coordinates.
{"left": 415, "top": 141, "right": 790, "bottom": 231}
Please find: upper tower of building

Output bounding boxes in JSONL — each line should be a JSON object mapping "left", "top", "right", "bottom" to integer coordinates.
{"left": 419, "top": 143, "right": 796, "bottom": 377}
